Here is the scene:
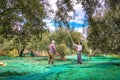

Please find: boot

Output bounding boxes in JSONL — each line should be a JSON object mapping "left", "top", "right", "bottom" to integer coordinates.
{"left": 52, "top": 62, "right": 54, "bottom": 65}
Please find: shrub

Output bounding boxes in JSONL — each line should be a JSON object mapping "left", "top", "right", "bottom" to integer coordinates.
{"left": 8, "top": 48, "right": 19, "bottom": 57}
{"left": 93, "top": 49, "right": 102, "bottom": 55}
{"left": 56, "top": 43, "right": 69, "bottom": 57}
{"left": 81, "top": 41, "right": 89, "bottom": 54}
{"left": 0, "top": 50, "right": 7, "bottom": 56}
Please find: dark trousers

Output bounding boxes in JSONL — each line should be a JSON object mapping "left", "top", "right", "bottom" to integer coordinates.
{"left": 77, "top": 51, "right": 82, "bottom": 64}
{"left": 48, "top": 54, "right": 54, "bottom": 64}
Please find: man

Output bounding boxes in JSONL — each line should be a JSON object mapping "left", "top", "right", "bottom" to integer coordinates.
{"left": 19, "top": 48, "right": 25, "bottom": 57}
{"left": 48, "top": 40, "right": 56, "bottom": 65}
{"left": 73, "top": 42, "right": 82, "bottom": 64}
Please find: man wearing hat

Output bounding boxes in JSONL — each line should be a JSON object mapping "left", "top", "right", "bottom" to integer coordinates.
{"left": 48, "top": 40, "right": 56, "bottom": 65}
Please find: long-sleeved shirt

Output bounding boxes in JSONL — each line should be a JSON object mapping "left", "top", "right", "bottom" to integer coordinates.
{"left": 76, "top": 45, "right": 82, "bottom": 51}
{"left": 73, "top": 42, "right": 82, "bottom": 52}
{"left": 49, "top": 43, "right": 56, "bottom": 54}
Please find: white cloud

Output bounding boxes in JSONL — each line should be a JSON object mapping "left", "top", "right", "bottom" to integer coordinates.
{"left": 48, "top": 25, "right": 55, "bottom": 32}
{"left": 47, "top": 0, "right": 87, "bottom": 32}
{"left": 49, "top": 0, "right": 57, "bottom": 11}
{"left": 44, "top": 19, "right": 55, "bottom": 31}
{"left": 74, "top": 27, "right": 83, "bottom": 33}
{"left": 74, "top": 27, "right": 88, "bottom": 38}
{"left": 70, "top": 2, "right": 85, "bottom": 24}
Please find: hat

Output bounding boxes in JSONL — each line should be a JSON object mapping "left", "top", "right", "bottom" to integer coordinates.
{"left": 52, "top": 40, "right": 55, "bottom": 43}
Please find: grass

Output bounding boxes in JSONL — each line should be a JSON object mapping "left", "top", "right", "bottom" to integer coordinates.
{"left": 0, "top": 54, "right": 120, "bottom": 80}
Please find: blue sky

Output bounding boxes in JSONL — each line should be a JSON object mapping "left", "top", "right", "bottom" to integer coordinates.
{"left": 46, "top": 0, "right": 88, "bottom": 35}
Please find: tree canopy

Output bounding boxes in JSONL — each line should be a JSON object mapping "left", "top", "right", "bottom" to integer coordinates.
{"left": 0, "top": 0, "right": 120, "bottom": 54}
